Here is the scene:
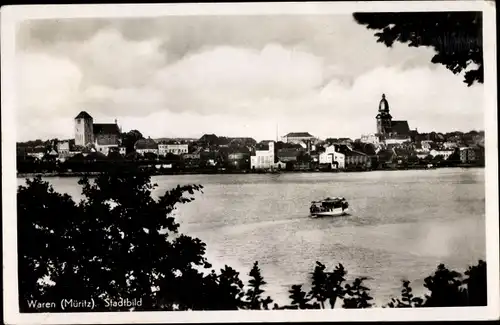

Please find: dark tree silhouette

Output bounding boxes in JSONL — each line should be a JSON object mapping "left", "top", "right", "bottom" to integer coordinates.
{"left": 243, "top": 262, "right": 273, "bottom": 310}
{"left": 386, "top": 261, "right": 487, "bottom": 308}
{"left": 386, "top": 280, "right": 424, "bottom": 308}
{"left": 121, "top": 130, "right": 144, "bottom": 154}
{"left": 353, "top": 12, "right": 483, "bottom": 86}
{"left": 342, "top": 277, "right": 373, "bottom": 309}
{"left": 286, "top": 285, "right": 316, "bottom": 309}
{"left": 462, "top": 260, "right": 487, "bottom": 306}
{"left": 18, "top": 172, "right": 250, "bottom": 311}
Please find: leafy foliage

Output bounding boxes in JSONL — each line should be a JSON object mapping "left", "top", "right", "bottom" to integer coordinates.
{"left": 353, "top": 12, "right": 483, "bottom": 86}
{"left": 243, "top": 262, "right": 273, "bottom": 310}
{"left": 386, "top": 261, "right": 487, "bottom": 308}
{"left": 121, "top": 130, "right": 144, "bottom": 154}
{"left": 386, "top": 280, "right": 424, "bottom": 308}
{"left": 342, "top": 277, "right": 373, "bottom": 308}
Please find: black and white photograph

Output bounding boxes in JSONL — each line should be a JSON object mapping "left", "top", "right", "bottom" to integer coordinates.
{"left": 2, "top": 1, "right": 499, "bottom": 324}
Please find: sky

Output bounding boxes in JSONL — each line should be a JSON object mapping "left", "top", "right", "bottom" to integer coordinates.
{"left": 15, "top": 15, "right": 484, "bottom": 142}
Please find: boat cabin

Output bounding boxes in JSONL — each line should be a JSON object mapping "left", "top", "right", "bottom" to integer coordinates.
{"left": 310, "top": 197, "right": 348, "bottom": 213}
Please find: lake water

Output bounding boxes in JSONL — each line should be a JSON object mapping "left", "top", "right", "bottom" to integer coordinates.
{"left": 18, "top": 168, "right": 486, "bottom": 307}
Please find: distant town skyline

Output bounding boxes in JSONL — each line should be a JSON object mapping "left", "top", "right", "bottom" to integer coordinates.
{"left": 16, "top": 15, "right": 484, "bottom": 142}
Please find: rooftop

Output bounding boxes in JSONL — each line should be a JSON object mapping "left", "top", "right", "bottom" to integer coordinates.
{"left": 134, "top": 138, "right": 158, "bottom": 150}
{"left": 75, "top": 111, "right": 93, "bottom": 120}
{"left": 391, "top": 120, "right": 411, "bottom": 135}
{"left": 284, "top": 132, "right": 314, "bottom": 138}
{"left": 93, "top": 123, "right": 120, "bottom": 135}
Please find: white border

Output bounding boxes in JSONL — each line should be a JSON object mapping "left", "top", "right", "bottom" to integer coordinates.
{"left": 2, "top": 1, "right": 498, "bottom": 324}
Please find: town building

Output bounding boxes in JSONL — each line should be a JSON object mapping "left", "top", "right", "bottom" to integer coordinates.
{"left": 250, "top": 141, "right": 275, "bottom": 170}
{"left": 227, "top": 152, "right": 251, "bottom": 169}
{"left": 459, "top": 147, "right": 480, "bottom": 164}
{"left": 344, "top": 150, "right": 371, "bottom": 169}
{"left": 375, "top": 94, "right": 414, "bottom": 145}
{"left": 360, "top": 134, "right": 381, "bottom": 146}
{"left": 421, "top": 140, "right": 438, "bottom": 151}
{"left": 429, "top": 149, "right": 454, "bottom": 160}
{"left": 198, "top": 134, "right": 219, "bottom": 146}
{"left": 281, "top": 132, "right": 316, "bottom": 145}
{"left": 134, "top": 138, "right": 159, "bottom": 155}
{"left": 442, "top": 141, "right": 459, "bottom": 150}
{"left": 26, "top": 146, "right": 46, "bottom": 160}
{"left": 334, "top": 144, "right": 371, "bottom": 169}
{"left": 277, "top": 149, "right": 301, "bottom": 163}
{"left": 319, "top": 145, "right": 345, "bottom": 169}
{"left": 56, "top": 141, "right": 70, "bottom": 157}
{"left": 158, "top": 143, "right": 189, "bottom": 156}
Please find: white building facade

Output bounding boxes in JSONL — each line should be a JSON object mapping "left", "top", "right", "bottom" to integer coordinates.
{"left": 360, "top": 134, "right": 381, "bottom": 145}
{"left": 250, "top": 142, "right": 275, "bottom": 170}
{"left": 158, "top": 144, "right": 189, "bottom": 156}
{"left": 429, "top": 149, "right": 454, "bottom": 160}
{"left": 95, "top": 142, "right": 119, "bottom": 156}
{"left": 383, "top": 137, "right": 411, "bottom": 145}
{"left": 319, "top": 145, "right": 345, "bottom": 169}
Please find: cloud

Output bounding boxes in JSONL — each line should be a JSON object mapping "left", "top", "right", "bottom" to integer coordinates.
{"left": 15, "top": 15, "right": 484, "bottom": 142}
{"left": 16, "top": 52, "right": 82, "bottom": 138}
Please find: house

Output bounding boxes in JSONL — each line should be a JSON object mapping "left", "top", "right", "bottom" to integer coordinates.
{"left": 376, "top": 148, "right": 397, "bottom": 168}
{"left": 215, "top": 137, "right": 232, "bottom": 148}
{"left": 57, "top": 142, "right": 70, "bottom": 157}
{"left": 200, "top": 151, "right": 222, "bottom": 167}
{"left": 229, "top": 137, "right": 257, "bottom": 147}
{"left": 421, "top": 140, "right": 438, "bottom": 151}
{"left": 383, "top": 135, "right": 412, "bottom": 146}
{"left": 429, "top": 149, "right": 454, "bottom": 160}
{"left": 274, "top": 161, "right": 287, "bottom": 170}
{"left": 442, "top": 141, "right": 459, "bottom": 150}
{"left": 95, "top": 137, "right": 120, "bottom": 156}
{"left": 158, "top": 142, "right": 189, "bottom": 156}
{"left": 319, "top": 145, "right": 345, "bottom": 169}
{"left": 198, "top": 134, "right": 219, "bottom": 146}
{"left": 134, "top": 138, "right": 159, "bottom": 155}
{"left": 281, "top": 132, "right": 316, "bottom": 144}
{"left": 344, "top": 150, "right": 371, "bottom": 169}
{"left": 26, "top": 146, "right": 47, "bottom": 160}
{"left": 250, "top": 141, "right": 275, "bottom": 170}
{"left": 81, "top": 145, "right": 97, "bottom": 157}
{"left": 459, "top": 147, "right": 483, "bottom": 164}
{"left": 227, "top": 151, "right": 251, "bottom": 169}
{"left": 393, "top": 147, "right": 419, "bottom": 165}
{"left": 277, "top": 149, "right": 301, "bottom": 163}
{"left": 360, "top": 134, "right": 381, "bottom": 145}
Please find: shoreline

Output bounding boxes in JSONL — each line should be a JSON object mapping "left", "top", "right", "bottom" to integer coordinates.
{"left": 16, "top": 165, "right": 484, "bottom": 179}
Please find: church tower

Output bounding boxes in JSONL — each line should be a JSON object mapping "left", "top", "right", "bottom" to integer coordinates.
{"left": 74, "top": 111, "right": 94, "bottom": 146}
{"left": 376, "top": 94, "right": 392, "bottom": 135}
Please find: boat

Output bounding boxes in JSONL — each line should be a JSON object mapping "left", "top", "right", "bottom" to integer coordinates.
{"left": 309, "top": 197, "right": 349, "bottom": 217}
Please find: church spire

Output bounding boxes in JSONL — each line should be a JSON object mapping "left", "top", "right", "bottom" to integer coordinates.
{"left": 379, "top": 93, "right": 389, "bottom": 112}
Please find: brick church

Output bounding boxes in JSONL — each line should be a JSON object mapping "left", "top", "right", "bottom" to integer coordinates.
{"left": 74, "top": 111, "right": 121, "bottom": 153}
{"left": 376, "top": 94, "right": 414, "bottom": 144}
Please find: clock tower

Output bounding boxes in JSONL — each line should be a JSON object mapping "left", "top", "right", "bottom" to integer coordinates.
{"left": 376, "top": 94, "right": 392, "bottom": 135}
